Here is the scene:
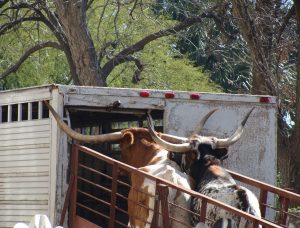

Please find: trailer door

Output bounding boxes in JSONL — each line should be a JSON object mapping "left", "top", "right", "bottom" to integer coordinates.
{"left": 164, "top": 97, "right": 277, "bottom": 187}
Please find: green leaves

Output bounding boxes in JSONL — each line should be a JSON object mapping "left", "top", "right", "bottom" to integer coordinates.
{"left": 107, "top": 38, "right": 221, "bottom": 92}
{"left": 0, "top": 0, "right": 221, "bottom": 93}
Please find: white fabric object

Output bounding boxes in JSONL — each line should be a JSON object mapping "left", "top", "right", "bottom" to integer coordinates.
{"left": 13, "top": 215, "right": 63, "bottom": 228}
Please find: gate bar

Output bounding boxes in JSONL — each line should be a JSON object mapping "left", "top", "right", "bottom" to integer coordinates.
{"left": 158, "top": 183, "right": 170, "bottom": 228}
{"left": 109, "top": 162, "right": 119, "bottom": 228}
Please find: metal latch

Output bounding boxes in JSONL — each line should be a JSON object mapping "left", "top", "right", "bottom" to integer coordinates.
{"left": 66, "top": 88, "right": 78, "bottom": 94}
{"left": 106, "top": 100, "right": 121, "bottom": 111}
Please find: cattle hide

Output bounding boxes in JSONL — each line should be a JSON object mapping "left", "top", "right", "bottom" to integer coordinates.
{"left": 190, "top": 144, "right": 261, "bottom": 228}
{"left": 114, "top": 128, "right": 193, "bottom": 227}
{"left": 128, "top": 150, "right": 193, "bottom": 228}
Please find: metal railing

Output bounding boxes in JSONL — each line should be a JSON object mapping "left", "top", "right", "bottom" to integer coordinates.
{"left": 228, "top": 170, "right": 300, "bottom": 226}
{"left": 63, "top": 144, "right": 300, "bottom": 228}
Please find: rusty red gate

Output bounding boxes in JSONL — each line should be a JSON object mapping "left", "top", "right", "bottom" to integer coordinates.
{"left": 59, "top": 144, "right": 300, "bottom": 228}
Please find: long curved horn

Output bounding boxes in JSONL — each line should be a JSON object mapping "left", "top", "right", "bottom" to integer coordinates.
{"left": 216, "top": 107, "right": 255, "bottom": 148}
{"left": 146, "top": 111, "right": 192, "bottom": 153}
{"left": 160, "top": 133, "right": 188, "bottom": 144}
{"left": 192, "top": 108, "right": 218, "bottom": 135}
{"left": 44, "top": 101, "right": 123, "bottom": 143}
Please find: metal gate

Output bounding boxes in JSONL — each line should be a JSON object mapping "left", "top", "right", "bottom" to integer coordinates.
{"left": 60, "top": 144, "right": 300, "bottom": 228}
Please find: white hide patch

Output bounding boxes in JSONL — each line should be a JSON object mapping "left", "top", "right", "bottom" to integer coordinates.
{"left": 194, "top": 222, "right": 209, "bottom": 228}
{"left": 239, "top": 186, "right": 261, "bottom": 217}
{"left": 140, "top": 159, "right": 192, "bottom": 228}
{"left": 192, "top": 182, "right": 261, "bottom": 228}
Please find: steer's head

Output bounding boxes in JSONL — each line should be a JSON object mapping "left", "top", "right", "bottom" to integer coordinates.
{"left": 147, "top": 108, "right": 254, "bottom": 173}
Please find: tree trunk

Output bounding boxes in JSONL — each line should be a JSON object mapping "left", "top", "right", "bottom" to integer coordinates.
{"left": 232, "top": 0, "right": 298, "bottom": 191}
{"left": 54, "top": 0, "right": 106, "bottom": 86}
{"left": 277, "top": 0, "right": 300, "bottom": 194}
{"left": 290, "top": 0, "right": 300, "bottom": 193}
{"left": 232, "top": 0, "right": 276, "bottom": 95}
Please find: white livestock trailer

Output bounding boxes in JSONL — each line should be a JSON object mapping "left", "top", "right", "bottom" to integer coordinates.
{"left": 0, "top": 84, "right": 278, "bottom": 227}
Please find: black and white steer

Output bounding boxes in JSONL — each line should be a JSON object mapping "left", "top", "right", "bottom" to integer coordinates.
{"left": 147, "top": 108, "right": 261, "bottom": 227}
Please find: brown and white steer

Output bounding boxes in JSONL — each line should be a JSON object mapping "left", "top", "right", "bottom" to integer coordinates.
{"left": 147, "top": 108, "right": 262, "bottom": 227}
{"left": 44, "top": 101, "right": 195, "bottom": 228}
{"left": 118, "top": 127, "right": 193, "bottom": 228}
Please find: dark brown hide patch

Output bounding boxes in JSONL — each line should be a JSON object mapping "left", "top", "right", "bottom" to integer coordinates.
{"left": 184, "top": 151, "right": 198, "bottom": 168}
{"left": 188, "top": 176, "right": 196, "bottom": 189}
{"left": 236, "top": 186, "right": 250, "bottom": 211}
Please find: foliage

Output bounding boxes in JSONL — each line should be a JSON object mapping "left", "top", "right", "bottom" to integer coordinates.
{"left": 0, "top": 49, "right": 69, "bottom": 89}
{"left": 175, "top": 24, "right": 251, "bottom": 93}
{"left": 0, "top": 20, "right": 69, "bottom": 90}
{"left": 289, "top": 206, "right": 300, "bottom": 211}
{"left": 153, "top": 0, "right": 252, "bottom": 93}
{"left": 107, "top": 37, "right": 221, "bottom": 92}
{"left": 87, "top": 0, "right": 220, "bottom": 92}
{"left": 0, "top": 0, "right": 221, "bottom": 93}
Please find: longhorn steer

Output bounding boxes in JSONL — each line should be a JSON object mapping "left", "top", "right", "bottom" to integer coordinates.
{"left": 115, "top": 127, "right": 194, "bottom": 227}
{"left": 147, "top": 108, "right": 262, "bottom": 227}
{"left": 44, "top": 101, "right": 194, "bottom": 228}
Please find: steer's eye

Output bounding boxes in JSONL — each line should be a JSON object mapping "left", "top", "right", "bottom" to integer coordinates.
{"left": 215, "top": 148, "right": 229, "bottom": 159}
{"left": 197, "top": 144, "right": 202, "bottom": 152}
{"left": 198, "top": 143, "right": 213, "bottom": 152}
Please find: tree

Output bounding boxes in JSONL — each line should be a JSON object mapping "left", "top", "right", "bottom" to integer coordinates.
{"left": 231, "top": 0, "right": 300, "bottom": 192}
{"left": 0, "top": 0, "right": 223, "bottom": 88}
{"left": 155, "top": 0, "right": 252, "bottom": 93}
{"left": 291, "top": 0, "right": 300, "bottom": 193}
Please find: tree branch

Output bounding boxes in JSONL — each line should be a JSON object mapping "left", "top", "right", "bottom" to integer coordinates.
{"left": 129, "top": 56, "right": 144, "bottom": 83}
{"left": 129, "top": 0, "right": 139, "bottom": 19}
{"left": 0, "top": 0, "right": 67, "bottom": 46}
{"left": 102, "top": 11, "right": 214, "bottom": 77}
{"left": 232, "top": 0, "right": 278, "bottom": 96}
{"left": 1, "top": 1, "right": 39, "bottom": 13}
{"left": 0, "top": 1, "right": 58, "bottom": 38}
{"left": 98, "top": 41, "right": 118, "bottom": 65}
{"left": 96, "top": 0, "right": 110, "bottom": 41}
{"left": 0, "top": 0, "right": 9, "bottom": 8}
{"left": 114, "top": 0, "right": 121, "bottom": 39}
{"left": 0, "top": 41, "right": 63, "bottom": 80}
{"left": 107, "top": 56, "right": 144, "bottom": 84}
{"left": 87, "top": 0, "right": 95, "bottom": 10}
{"left": 276, "top": 5, "right": 295, "bottom": 44}
{"left": 0, "top": 16, "right": 43, "bottom": 35}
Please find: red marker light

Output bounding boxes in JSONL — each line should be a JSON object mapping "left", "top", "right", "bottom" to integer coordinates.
{"left": 260, "top": 97, "right": 271, "bottom": 103}
{"left": 165, "top": 92, "right": 175, "bottom": 99}
{"left": 190, "top": 93, "right": 200, "bottom": 100}
{"left": 140, "top": 91, "right": 150, "bottom": 97}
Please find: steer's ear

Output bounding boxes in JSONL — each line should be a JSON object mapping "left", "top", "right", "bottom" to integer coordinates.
{"left": 121, "top": 130, "right": 135, "bottom": 146}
